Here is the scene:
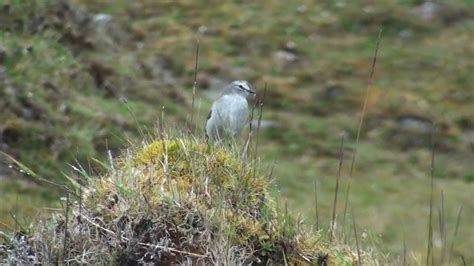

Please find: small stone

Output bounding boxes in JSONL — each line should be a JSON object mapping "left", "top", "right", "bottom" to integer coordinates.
{"left": 285, "top": 41, "right": 297, "bottom": 50}
{"left": 399, "top": 29, "right": 413, "bottom": 39}
{"left": 94, "top": 13, "right": 113, "bottom": 24}
{"left": 336, "top": 1, "right": 346, "bottom": 8}
{"left": 274, "top": 50, "right": 298, "bottom": 64}
{"left": 322, "top": 83, "right": 346, "bottom": 100}
{"left": 398, "top": 116, "right": 432, "bottom": 133}
{"left": 198, "top": 25, "right": 208, "bottom": 34}
{"left": 297, "top": 5, "right": 307, "bottom": 13}
{"left": 413, "top": 2, "right": 440, "bottom": 21}
{"left": 250, "top": 119, "right": 278, "bottom": 129}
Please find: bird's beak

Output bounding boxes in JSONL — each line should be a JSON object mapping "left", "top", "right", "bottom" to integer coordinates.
{"left": 242, "top": 87, "right": 255, "bottom": 94}
{"left": 248, "top": 86, "right": 256, "bottom": 94}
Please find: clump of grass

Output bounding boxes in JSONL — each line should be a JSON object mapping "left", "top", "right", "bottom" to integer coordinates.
{"left": 0, "top": 131, "right": 373, "bottom": 264}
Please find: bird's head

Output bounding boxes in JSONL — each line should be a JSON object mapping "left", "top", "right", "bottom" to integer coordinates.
{"left": 225, "top": 80, "right": 255, "bottom": 98}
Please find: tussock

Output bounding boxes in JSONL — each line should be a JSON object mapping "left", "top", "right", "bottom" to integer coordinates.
{"left": 0, "top": 132, "right": 367, "bottom": 264}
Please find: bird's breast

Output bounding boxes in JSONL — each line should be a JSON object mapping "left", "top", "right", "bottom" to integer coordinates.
{"left": 212, "top": 95, "right": 248, "bottom": 124}
{"left": 215, "top": 95, "right": 248, "bottom": 114}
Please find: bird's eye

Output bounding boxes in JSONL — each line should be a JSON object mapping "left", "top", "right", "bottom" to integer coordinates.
{"left": 238, "top": 85, "right": 245, "bottom": 90}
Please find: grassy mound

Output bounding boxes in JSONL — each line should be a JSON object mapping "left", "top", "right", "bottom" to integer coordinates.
{"left": 0, "top": 134, "right": 369, "bottom": 264}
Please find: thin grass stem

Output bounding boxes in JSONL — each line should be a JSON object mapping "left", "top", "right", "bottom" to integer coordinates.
{"left": 352, "top": 209, "right": 361, "bottom": 266}
{"left": 330, "top": 134, "right": 345, "bottom": 240}
{"left": 62, "top": 192, "right": 70, "bottom": 261}
{"left": 314, "top": 178, "right": 320, "bottom": 229}
{"left": 190, "top": 39, "right": 200, "bottom": 130}
{"left": 344, "top": 29, "right": 382, "bottom": 234}
{"left": 426, "top": 125, "right": 436, "bottom": 266}
{"left": 448, "top": 205, "right": 463, "bottom": 265}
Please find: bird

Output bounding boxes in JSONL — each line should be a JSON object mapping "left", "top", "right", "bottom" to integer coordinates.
{"left": 205, "top": 80, "right": 255, "bottom": 140}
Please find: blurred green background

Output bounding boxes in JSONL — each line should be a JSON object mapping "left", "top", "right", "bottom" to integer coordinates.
{"left": 0, "top": 0, "right": 473, "bottom": 263}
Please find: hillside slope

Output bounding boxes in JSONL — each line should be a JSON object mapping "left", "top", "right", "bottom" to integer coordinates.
{"left": 0, "top": 0, "right": 472, "bottom": 263}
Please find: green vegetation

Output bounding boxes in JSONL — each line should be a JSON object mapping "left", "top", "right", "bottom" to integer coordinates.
{"left": 0, "top": 0, "right": 473, "bottom": 264}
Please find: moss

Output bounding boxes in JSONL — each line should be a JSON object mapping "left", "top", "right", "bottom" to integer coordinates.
{"left": 135, "top": 139, "right": 183, "bottom": 166}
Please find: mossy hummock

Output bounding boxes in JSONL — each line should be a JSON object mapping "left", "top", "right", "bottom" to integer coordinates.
{"left": 82, "top": 138, "right": 318, "bottom": 264}
{"left": 1, "top": 137, "right": 362, "bottom": 264}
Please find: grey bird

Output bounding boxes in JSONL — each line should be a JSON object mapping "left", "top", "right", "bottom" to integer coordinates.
{"left": 205, "top": 80, "right": 255, "bottom": 140}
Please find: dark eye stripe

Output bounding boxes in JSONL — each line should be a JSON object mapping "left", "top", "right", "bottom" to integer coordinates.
{"left": 237, "top": 83, "right": 254, "bottom": 94}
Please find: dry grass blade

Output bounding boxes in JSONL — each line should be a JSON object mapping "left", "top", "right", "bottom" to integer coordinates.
{"left": 352, "top": 209, "right": 361, "bottom": 266}
{"left": 252, "top": 83, "right": 266, "bottom": 179}
{"left": 448, "top": 205, "right": 463, "bottom": 265}
{"left": 80, "top": 213, "right": 208, "bottom": 258}
{"left": 403, "top": 233, "right": 407, "bottom": 266}
{"left": 426, "top": 125, "right": 436, "bottom": 266}
{"left": 121, "top": 96, "right": 145, "bottom": 138}
{"left": 438, "top": 190, "right": 447, "bottom": 264}
{"left": 248, "top": 89, "right": 258, "bottom": 132}
{"left": 78, "top": 181, "right": 83, "bottom": 223}
{"left": 330, "top": 133, "right": 345, "bottom": 240}
{"left": 62, "top": 192, "right": 70, "bottom": 261}
{"left": 242, "top": 90, "right": 257, "bottom": 159}
{"left": 9, "top": 195, "right": 24, "bottom": 233}
{"left": 349, "top": 28, "right": 382, "bottom": 178}
{"left": 342, "top": 182, "right": 351, "bottom": 238}
{"left": 314, "top": 178, "right": 319, "bottom": 229}
{"left": 344, "top": 29, "right": 382, "bottom": 232}
{"left": 190, "top": 39, "right": 200, "bottom": 129}
{"left": 282, "top": 249, "right": 289, "bottom": 266}
{"left": 0, "top": 151, "right": 72, "bottom": 193}
{"left": 159, "top": 106, "right": 167, "bottom": 143}
{"left": 253, "top": 83, "right": 267, "bottom": 162}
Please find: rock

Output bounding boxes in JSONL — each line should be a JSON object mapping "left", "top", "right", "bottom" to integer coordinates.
{"left": 383, "top": 116, "right": 432, "bottom": 150}
{"left": 1, "top": 125, "right": 21, "bottom": 145}
{"left": 398, "top": 115, "right": 433, "bottom": 133}
{"left": 322, "top": 83, "right": 346, "bottom": 101}
{"left": 198, "top": 25, "right": 208, "bottom": 34}
{"left": 154, "top": 55, "right": 177, "bottom": 85}
{"left": 459, "top": 129, "right": 474, "bottom": 150}
{"left": 274, "top": 50, "right": 298, "bottom": 65}
{"left": 93, "top": 13, "right": 113, "bottom": 24}
{"left": 285, "top": 41, "right": 297, "bottom": 51}
{"left": 250, "top": 119, "right": 278, "bottom": 129}
{"left": 399, "top": 29, "right": 413, "bottom": 39}
{"left": 413, "top": 2, "right": 440, "bottom": 22}
{"left": 296, "top": 5, "right": 307, "bottom": 13}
